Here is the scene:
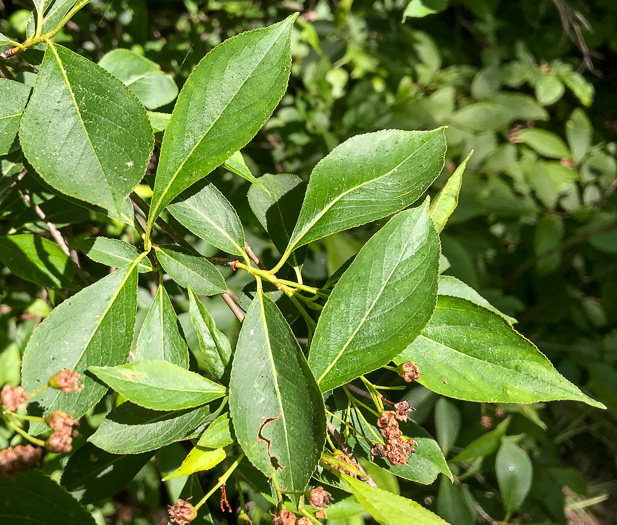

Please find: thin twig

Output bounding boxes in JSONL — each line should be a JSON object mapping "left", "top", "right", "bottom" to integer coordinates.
{"left": 326, "top": 421, "right": 377, "bottom": 487}
{"left": 245, "top": 242, "right": 266, "bottom": 270}
{"left": 222, "top": 292, "right": 244, "bottom": 322}
{"left": 475, "top": 502, "right": 499, "bottom": 525}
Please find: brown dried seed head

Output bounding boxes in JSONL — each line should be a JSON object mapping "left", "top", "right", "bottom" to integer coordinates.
{"left": 1, "top": 383, "right": 30, "bottom": 412}
{"left": 394, "top": 400, "right": 414, "bottom": 422}
{"left": 377, "top": 411, "right": 397, "bottom": 429}
{"left": 47, "top": 431, "right": 73, "bottom": 453}
{"left": 371, "top": 443, "right": 387, "bottom": 459}
{"left": 47, "top": 411, "right": 76, "bottom": 432}
{"left": 309, "top": 486, "right": 333, "bottom": 510}
{"left": 272, "top": 509, "right": 295, "bottom": 525}
{"left": 385, "top": 438, "right": 409, "bottom": 466}
{"left": 50, "top": 369, "right": 84, "bottom": 393}
{"left": 168, "top": 499, "right": 197, "bottom": 524}
{"left": 399, "top": 362, "right": 420, "bottom": 382}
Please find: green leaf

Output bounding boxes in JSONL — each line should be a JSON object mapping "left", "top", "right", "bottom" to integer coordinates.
{"left": 0, "top": 78, "right": 30, "bottom": 155}
{"left": 342, "top": 473, "right": 450, "bottom": 525}
{"left": 0, "top": 234, "right": 78, "bottom": 290}
{"left": 534, "top": 214, "right": 564, "bottom": 275}
{"left": 248, "top": 173, "right": 306, "bottom": 265}
{"left": 147, "top": 15, "right": 296, "bottom": 229}
{"left": 558, "top": 68, "right": 594, "bottom": 106}
{"left": 89, "top": 402, "right": 212, "bottom": 454}
{"left": 74, "top": 236, "right": 154, "bottom": 273}
{"left": 34, "top": 0, "right": 87, "bottom": 37}
{"left": 19, "top": 43, "right": 154, "bottom": 219}
{"left": 99, "top": 49, "right": 178, "bottom": 110}
{"left": 438, "top": 275, "right": 516, "bottom": 324}
{"left": 566, "top": 108, "right": 592, "bottom": 163}
{"left": 452, "top": 417, "right": 511, "bottom": 462}
{"left": 168, "top": 181, "right": 246, "bottom": 256}
{"left": 429, "top": 151, "right": 472, "bottom": 233}
{"left": 229, "top": 292, "right": 326, "bottom": 491}
{"left": 162, "top": 446, "right": 226, "bottom": 481}
{"left": 197, "top": 412, "right": 234, "bottom": 448}
{"left": 188, "top": 288, "right": 232, "bottom": 381}
{"left": 148, "top": 111, "right": 171, "bottom": 133}
{"left": 61, "top": 443, "right": 153, "bottom": 504}
{"left": 535, "top": 74, "right": 565, "bottom": 106}
{"left": 436, "top": 478, "right": 477, "bottom": 525}
{"left": 516, "top": 128, "right": 571, "bottom": 159}
{"left": 403, "top": 0, "right": 449, "bottom": 20}
{"left": 156, "top": 245, "right": 226, "bottom": 296}
{"left": 309, "top": 204, "right": 440, "bottom": 392}
{"left": 89, "top": 360, "right": 226, "bottom": 410}
{"left": 496, "top": 438, "right": 533, "bottom": 515}
{"left": 223, "top": 150, "right": 266, "bottom": 190}
{"left": 135, "top": 282, "right": 189, "bottom": 368}
{"left": 285, "top": 129, "right": 446, "bottom": 255}
{"left": 0, "top": 469, "right": 96, "bottom": 525}
{"left": 394, "top": 296, "right": 604, "bottom": 408}
{"left": 22, "top": 261, "right": 140, "bottom": 434}
{"left": 434, "top": 398, "right": 461, "bottom": 456}
{"left": 0, "top": 32, "right": 14, "bottom": 45}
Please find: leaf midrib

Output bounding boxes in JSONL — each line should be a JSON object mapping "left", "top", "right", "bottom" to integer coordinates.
{"left": 0, "top": 111, "right": 23, "bottom": 121}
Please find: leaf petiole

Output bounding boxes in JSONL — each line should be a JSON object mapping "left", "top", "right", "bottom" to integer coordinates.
{"left": 2, "top": 416, "right": 46, "bottom": 447}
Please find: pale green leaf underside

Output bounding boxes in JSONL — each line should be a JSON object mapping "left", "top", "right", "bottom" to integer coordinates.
{"left": 19, "top": 43, "right": 154, "bottom": 219}
{"left": 309, "top": 204, "right": 440, "bottom": 392}
{"left": 89, "top": 403, "right": 212, "bottom": 454}
{"left": 163, "top": 446, "right": 226, "bottom": 481}
{"left": 229, "top": 292, "right": 326, "bottom": 491}
{"left": 287, "top": 128, "right": 446, "bottom": 253}
{"left": 395, "top": 296, "right": 604, "bottom": 408}
{"left": 168, "top": 181, "right": 246, "bottom": 256}
{"left": 22, "top": 262, "right": 139, "bottom": 434}
{"left": 74, "top": 236, "right": 154, "bottom": 273}
{"left": 89, "top": 360, "right": 225, "bottom": 411}
{"left": 0, "top": 78, "right": 31, "bottom": 155}
{"left": 148, "top": 15, "right": 296, "bottom": 228}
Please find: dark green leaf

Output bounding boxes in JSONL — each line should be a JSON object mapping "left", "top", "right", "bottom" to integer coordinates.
{"left": 436, "top": 478, "right": 477, "bottom": 525}
{"left": 285, "top": 129, "right": 446, "bottom": 255}
{"left": 229, "top": 292, "right": 326, "bottom": 491}
{"left": 188, "top": 288, "right": 232, "bottom": 381}
{"left": 0, "top": 469, "right": 96, "bottom": 525}
{"left": 394, "top": 296, "right": 604, "bottom": 407}
{"left": 156, "top": 245, "right": 226, "bottom": 296}
{"left": 19, "top": 43, "right": 154, "bottom": 219}
{"left": 434, "top": 398, "right": 461, "bottom": 455}
{"left": 22, "top": 261, "right": 140, "bottom": 434}
{"left": 89, "top": 402, "right": 212, "bottom": 454}
{"left": 147, "top": 15, "right": 296, "bottom": 228}
{"left": 496, "top": 438, "right": 533, "bottom": 515}
{"left": 452, "top": 417, "right": 511, "bottom": 462}
{"left": 0, "top": 78, "right": 30, "bottom": 155}
{"left": 0, "top": 234, "right": 78, "bottom": 289}
{"left": 74, "top": 236, "right": 154, "bottom": 273}
{"left": 99, "top": 49, "right": 178, "bottom": 110}
{"left": 309, "top": 204, "right": 440, "bottom": 392}
{"left": 168, "top": 181, "right": 246, "bottom": 256}
{"left": 61, "top": 443, "right": 153, "bottom": 504}
{"left": 135, "top": 282, "right": 189, "bottom": 368}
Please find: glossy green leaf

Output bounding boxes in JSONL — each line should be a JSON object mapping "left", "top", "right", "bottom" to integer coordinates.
{"left": 394, "top": 296, "right": 604, "bottom": 408}
{"left": 229, "top": 292, "right": 326, "bottom": 491}
{"left": 434, "top": 398, "right": 461, "bottom": 455}
{"left": 285, "top": 128, "right": 446, "bottom": 254}
{"left": 89, "top": 360, "right": 226, "bottom": 411}
{"left": 516, "top": 128, "right": 571, "bottom": 159}
{"left": 22, "top": 261, "right": 140, "bottom": 434}
{"left": 342, "top": 473, "right": 450, "bottom": 525}
{"left": 99, "top": 49, "right": 178, "bottom": 110}
{"left": 0, "top": 78, "right": 30, "bottom": 155}
{"left": 135, "top": 282, "right": 189, "bottom": 368}
{"left": 309, "top": 204, "right": 440, "bottom": 392}
{"left": 197, "top": 412, "right": 234, "bottom": 448}
{"left": 89, "top": 402, "right": 212, "bottom": 454}
{"left": 0, "top": 469, "right": 96, "bottom": 525}
{"left": 19, "top": 43, "right": 154, "bottom": 219}
{"left": 74, "top": 236, "right": 154, "bottom": 273}
{"left": 147, "top": 15, "right": 296, "bottom": 229}
{"left": 452, "top": 417, "right": 511, "bottom": 462}
{"left": 223, "top": 150, "right": 266, "bottom": 190}
{"left": 156, "top": 245, "right": 226, "bottom": 296}
{"left": 429, "top": 151, "right": 472, "bottom": 233}
{"left": 0, "top": 234, "right": 77, "bottom": 289}
{"left": 162, "top": 446, "right": 226, "bottom": 481}
{"left": 168, "top": 181, "right": 246, "bottom": 256}
{"left": 61, "top": 443, "right": 153, "bottom": 504}
{"left": 188, "top": 288, "right": 232, "bottom": 381}
{"left": 496, "top": 438, "right": 533, "bottom": 515}
{"left": 438, "top": 275, "right": 516, "bottom": 324}
{"left": 566, "top": 108, "right": 592, "bottom": 163}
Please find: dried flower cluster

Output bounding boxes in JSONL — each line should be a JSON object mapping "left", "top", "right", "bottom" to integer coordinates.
{"left": 46, "top": 410, "right": 77, "bottom": 453}
{"left": 399, "top": 361, "right": 421, "bottom": 383}
{"left": 168, "top": 498, "right": 197, "bottom": 524}
{"left": 49, "top": 369, "right": 84, "bottom": 393}
{"left": 1, "top": 383, "right": 30, "bottom": 412}
{"left": 309, "top": 486, "right": 333, "bottom": 510}
{"left": 272, "top": 509, "right": 295, "bottom": 525}
{"left": 375, "top": 410, "right": 417, "bottom": 466}
{"left": 0, "top": 445, "right": 42, "bottom": 477}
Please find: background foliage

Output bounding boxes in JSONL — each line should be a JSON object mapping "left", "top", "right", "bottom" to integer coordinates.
{"left": 1, "top": 0, "right": 616, "bottom": 524}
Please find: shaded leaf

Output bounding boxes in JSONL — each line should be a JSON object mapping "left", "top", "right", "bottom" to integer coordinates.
{"left": 74, "top": 236, "right": 154, "bottom": 273}
{"left": 496, "top": 438, "right": 533, "bottom": 515}
{"left": 0, "top": 78, "right": 30, "bottom": 155}
{"left": 148, "top": 15, "right": 296, "bottom": 228}
{"left": 566, "top": 108, "right": 592, "bottom": 163}
{"left": 436, "top": 478, "right": 477, "bottom": 525}
{"left": 452, "top": 417, "right": 511, "bottom": 462}
{"left": 309, "top": 204, "right": 440, "bottom": 392}
{"left": 229, "top": 292, "right": 326, "bottom": 491}
{"left": 434, "top": 398, "right": 461, "bottom": 455}
{"left": 19, "top": 43, "right": 154, "bottom": 219}
{"left": 516, "top": 128, "right": 571, "bottom": 159}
